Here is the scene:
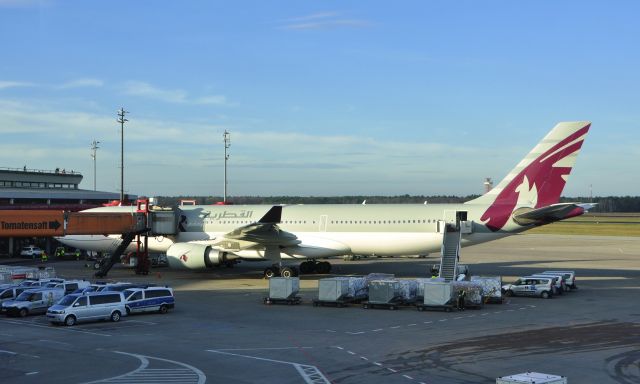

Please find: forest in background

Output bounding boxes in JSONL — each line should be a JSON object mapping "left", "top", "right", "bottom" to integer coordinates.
{"left": 154, "top": 195, "right": 640, "bottom": 213}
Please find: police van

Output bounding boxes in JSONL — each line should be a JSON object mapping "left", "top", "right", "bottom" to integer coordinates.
{"left": 0, "top": 285, "right": 29, "bottom": 303}
{"left": 123, "top": 286, "right": 175, "bottom": 314}
{"left": 47, "top": 292, "right": 127, "bottom": 326}
{"left": 1, "top": 287, "right": 65, "bottom": 317}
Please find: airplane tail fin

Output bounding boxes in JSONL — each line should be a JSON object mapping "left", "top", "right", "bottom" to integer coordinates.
{"left": 466, "top": 121, "right": 591, "bottom": 230}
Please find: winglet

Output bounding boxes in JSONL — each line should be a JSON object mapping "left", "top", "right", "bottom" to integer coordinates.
{"left": 258, "top": 206, "right": 282, "bottom": 223}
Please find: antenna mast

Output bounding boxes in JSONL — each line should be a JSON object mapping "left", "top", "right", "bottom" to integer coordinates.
{"left": 90, "top": 139, "right": 100, "bottom": 191}
{"left": 223, "top": 130, "right": 230, "bottom": 203}
{"left": 117, "top": 108, "right": 129, "bottom": 202}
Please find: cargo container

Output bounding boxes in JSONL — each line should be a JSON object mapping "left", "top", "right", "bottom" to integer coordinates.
{"left": 496, "top": 371, "right": 567, "bottom": 384}
{"left": 264, "top": 277, "right": 301, "bottom": 305}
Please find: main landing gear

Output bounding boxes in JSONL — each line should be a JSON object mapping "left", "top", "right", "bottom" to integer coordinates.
{"left": 263, "top": 260, "right": 332, "bottom": 279}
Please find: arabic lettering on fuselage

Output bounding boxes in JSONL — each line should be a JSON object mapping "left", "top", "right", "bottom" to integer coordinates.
{"left": 208, "top": 210, "right": 254, "bottom": 221}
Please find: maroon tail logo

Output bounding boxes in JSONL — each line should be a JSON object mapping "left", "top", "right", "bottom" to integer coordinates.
{"left": 481, "top": 124, "right": 590, "bottom": 231}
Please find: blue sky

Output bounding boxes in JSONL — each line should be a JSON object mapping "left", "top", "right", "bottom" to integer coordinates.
{"left": 0, "top": 1, "right": 638, "bottom": 197}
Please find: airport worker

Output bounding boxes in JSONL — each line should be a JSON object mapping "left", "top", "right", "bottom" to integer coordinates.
{"left": 41, "top": 251, "right": 48, "bottom": 262}
{"left": 75, "top": 249, "right": 81, "bottom": 261}
{"left": 457, "top": 289, "right": 466, "bottom": 310}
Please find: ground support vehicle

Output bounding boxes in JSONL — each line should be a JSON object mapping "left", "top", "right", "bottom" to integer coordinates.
{"left": 502, "top": 277, "right": 554, "bottom": 299}
{"left": 361, "top": 298, "right": 410, "bottom": 310}
{"left": 264, "top": 277, "right": 301, "bottom": 305}
{"left": 2, "top": 287, "right": 64, "bottom": 317}
{"left": 312, "top": 297, "right": 364, "bottom": 308}
{"left": 47, "top": 292, "right": 126, "bottom": 326}
{"left": 263, "top": 296, "right": 302, "bottom": 305}
{"left": 123, "top": 287, "right": 174, "bottom": 314}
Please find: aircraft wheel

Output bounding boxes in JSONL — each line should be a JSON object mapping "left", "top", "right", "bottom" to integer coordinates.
{"left": 280, "top": 267, "right": 296, "bottom": 278}
{"left": 264, "top": 267, "right": 279, "bottom": 279}
{"left": 299, "top": 261, "right": 315, "bottom": 274}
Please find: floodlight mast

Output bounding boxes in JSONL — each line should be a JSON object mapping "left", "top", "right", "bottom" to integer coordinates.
{"left": 90, "top": 139, "right": 100, "bottom": 191}
{"left": 117, "top": 108, "right": 129, "bottom": 203}
{"left": 223, "top": 130, "right": 230, "bottom": 203}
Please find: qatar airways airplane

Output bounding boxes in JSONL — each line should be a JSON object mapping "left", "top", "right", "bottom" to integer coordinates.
{"left": 58, "top": 121, "right": 592, "bottom": 277}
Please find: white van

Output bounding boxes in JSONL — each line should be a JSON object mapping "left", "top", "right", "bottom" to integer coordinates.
{"left": 47, "top": 292, "right": 127, "bottom": 326}
{"left": 1, "top": 287, "right": 65, "bottom": 317}
{"left": 543, "top": 271, "right": 577, "bottom": 290}
{"left": 0, "top": 286, "right": 29, "bottom": 303}
{"left": 531, "top": 274, "right": 565, "bottom": 295}
{"left": 502, "top": 277, "right": 554, "bottom": 299}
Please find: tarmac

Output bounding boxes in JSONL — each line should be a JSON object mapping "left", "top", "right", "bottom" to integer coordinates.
{"left": 0, "top": 233, "right": 638, "bottom": 384}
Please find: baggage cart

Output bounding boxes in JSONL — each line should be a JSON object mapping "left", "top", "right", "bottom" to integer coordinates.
{"left": 361, "top": 280, "right": 408, "bottom": 310}
{"left": 264, "top": 277, "right": 301, "bottom": 305}
{"left": 417, "top": 281, "right": 456, "bottom": 311}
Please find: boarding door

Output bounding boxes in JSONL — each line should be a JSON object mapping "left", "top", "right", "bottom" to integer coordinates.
{"left": 319, "top": 215, "right": 328, "bottom": 232}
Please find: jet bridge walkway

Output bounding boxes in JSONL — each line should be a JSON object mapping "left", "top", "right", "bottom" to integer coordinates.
{"left": 0, "top": 198, "right": 178, "bottom": 277}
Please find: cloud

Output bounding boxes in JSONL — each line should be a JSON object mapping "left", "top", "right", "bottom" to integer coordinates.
{"left": 280, "top": 11, "right": 372, "bottom": 30}
{"left": 58, "top": 78, "right": 104, "bottom": 89}
{"left": 0, "top": 81, "right": 36, "bottom": 90}
{"left": 121, "top": 81, "right": 231, "bottom": 106}
{"left": 122, "top": 81, "right": 188, "bottom": 103}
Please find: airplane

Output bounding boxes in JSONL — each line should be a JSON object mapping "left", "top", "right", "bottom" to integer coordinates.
{"left": 58, "top": 121, "right": 593, "bottom": 278}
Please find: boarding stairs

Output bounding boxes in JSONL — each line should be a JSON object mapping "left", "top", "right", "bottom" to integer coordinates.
{"left": 95, "top": 232, "right": 141, "bottom": 278}
{"left": 438, "top": 225, "right": 461, "bottom": 282}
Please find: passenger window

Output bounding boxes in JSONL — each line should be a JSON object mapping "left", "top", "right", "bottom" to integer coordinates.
{"left": 33, "top": 293, "right": 42, "bottom": 301}
{"left": 129, "top": 291, "right": 143, "bottom": 301}
{"left": 75, "top": 297, "right": 87, "bottom": 307}
{"left": 0, "top": 290, "right": 10, "bottom": 299}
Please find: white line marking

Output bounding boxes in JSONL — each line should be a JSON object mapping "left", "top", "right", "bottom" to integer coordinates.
{"left": 207, "top": 350, "right": 329, "bottom": 384}
{"left": 519, "top": 307, "right": 527, "bottom": 310}
{"left": 0, "top": 349, "right": 17, "bottom": 355}
{"left": 347, "top": 351, "right": 356, "bottom": 355}
{"left": 326, "top": 329, "right": 337, "bottom": 333}
{"left": 335, "top": 346, "right": 344, "bottom": 350}
{"left": 507, "top": 309, "right": 515, "bottom": 312}
{"left": 372, "top": 329, "right": 383, "bottom": 332}
{"left": 439, "top": 319, "right": 447, "bottom": 322}
{"left": 360, "top": 356, "right": 368, "bottom": 361}
{"left": 374, "top": 362, "right": 382, "bottom": 366}
{"left": 493, "top": 311, "right": 502, "bottom": 314}
{"left": 407, "top": 324, "right": 417, "bottom": 327}
{"left": 215, "top": 347, "right": 313, "bottom": 351}
{"left": 0, "top": 319, "right": 111, "bottom": 337}
{"left": 454, "top": 317, "right": 463, "bottom": 319}
{"left": 346, "top": 331, "right": 365, "bottom": 335}
{"left": 466, "top": 315, "right": 475, "bottom": 318}
{"left": 403, "top": 374, "right": 414, "bottom": 379}
{"left": 388, "top": 368, "right": 397, "bottom": 373}
{"left": 26, "top": 372, "right": 38, "bottom": 376}
{"left": 391, "top": 326, "right": 401, "bottom": 329}
{"left": 481, "top": 313, "right": 489, "bottom": 316}
{"left": 423, "top": 321, "right": 432, "bottom": 324}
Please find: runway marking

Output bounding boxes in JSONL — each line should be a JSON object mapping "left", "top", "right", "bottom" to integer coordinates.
{"left": 334, "top": 346, "right": 425, "bottom": 383}
{"left": 0, "top": 349, "right": 17, "bottom": 355}
{"left": 374, "top": 362, "right": 382, "bottom": 366}
{"left": 454, "top": 317, "right": 463, "bottom": 319}
{"left": 214, "top": 347, "right": 313, "bottom": 351}
{"left": 423, "top": 321, "right": 432, "bottom": 324}
{"left": 346, "top": 331, "right": 365, "bottom": 335}
{"left": 372, "top": 329, "right": 383, "bottom": 332}
{"left": 439, "top": 319, "right": 447, "bottom": 322}
{"left": 26, "top": 372, "right": 38, "bottom": 376}
{"left": 403, "top": 374, "right": 414, "bottom": 379}
{"left": 347, "top": 351, "right": 356, "bottom": 355}
{"left": 0, "top": 319, "right": 111, "bottom": 337}
{"left": 391, "top": 325, "right": 402, "bottom": 329}
{"left": 326, "top": 329, "right": 337, "bottom": 333}
{"left": 360, "top": 356, "right": 369, "bottom": 361}
{"left": 207, "top": 349, "right": 330, "bottom": 384}
{"left": 407, "top": 323, "right": 417, "bottom": 327}
{"left": 335, "top": 346, "right": 344, "bottom": 350}
{"left": 83, "top": 351, "right": 206, "bottom": 384}
{"left": 388, "top": 368, "right": 397, "bottom": 373}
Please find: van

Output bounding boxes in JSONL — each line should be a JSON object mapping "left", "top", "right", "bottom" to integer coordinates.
{"left": 0, "top": 286, "right": 29, "bottom": 303}
{"left": 1, "top": 287, "right": 65, "bottom": 317}
{"left": 531, "top": 274, "right": 565, "bottom": 295}
{"left": 19, "top": 278, "right": 64, "bottom": 288}
{"left": 47, "top": 292, "right": 127, "bottom": 326}
{"left": 543, "top": 271, "right": 577, "bottom": 290}
{"left": 123, "top": 287, "right": 175, "bottom": 314}
{"left": 502, "top": 277, "right": 554, "bottom": 299}
{"left": 19, "top": 246, "right": 43, "bottom": 259}
{"left": 47, "top": 280, "right": 90, "bottom": 294}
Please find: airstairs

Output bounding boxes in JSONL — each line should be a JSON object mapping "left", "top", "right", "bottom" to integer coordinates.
{"left": 95, "top": 232, "right": 141, "bottom": 278}
{"left": 438, "top": 225, "right": 461, "bottom": 282}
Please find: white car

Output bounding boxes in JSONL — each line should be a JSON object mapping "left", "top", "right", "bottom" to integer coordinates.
{"left": 20, "top": 246, "right": 43, "bottom": 259}
{"left": 502, "top": 276, "right": 554, "bottom": 299}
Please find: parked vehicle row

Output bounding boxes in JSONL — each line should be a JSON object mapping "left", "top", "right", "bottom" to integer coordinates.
{"left": 0, "top": 278, "right": 175, "bottom": 326}
{"left": 502, "top": 271, "right": 578, "bottom": 299}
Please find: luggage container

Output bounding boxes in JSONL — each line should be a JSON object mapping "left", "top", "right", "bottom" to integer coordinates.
{"left": 471, "top": 276, "right": 503, "bottom": 304}
{"left": 264, "top": 277, "right": 301, "bottom": 305}
{"left": 496, "top": 371, "right": 567, "bottom": 384}
{"left": 313, "top": 278, "right": 352, "bottom": 307}
{"left": 362, "top": 280, "right": 404, "bottom": 310}
{"left": 416, "top": 281, "right": 455, "bottom": 312}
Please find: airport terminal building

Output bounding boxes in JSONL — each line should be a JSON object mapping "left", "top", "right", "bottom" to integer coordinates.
{"left": 0, "top": 167, "right": 133, "bottom": 257}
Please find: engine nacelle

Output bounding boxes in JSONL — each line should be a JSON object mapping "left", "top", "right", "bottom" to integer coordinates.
{"left": 166, "top": 243, "right": 233, "bottom": 270}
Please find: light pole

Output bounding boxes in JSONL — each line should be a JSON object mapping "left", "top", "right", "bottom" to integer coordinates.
{"left": 223, "top": 130, "right": 230, "bottom": 203}
{"left": 117, "top": 108, "right": 129, "bottom": 202}
{"left": 90, "top": 140, "right": 100, "bottom": 191}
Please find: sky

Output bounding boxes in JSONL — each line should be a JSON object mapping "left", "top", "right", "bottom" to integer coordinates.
{"left": 0, "top": 1, "right": 638, "bottom": 197}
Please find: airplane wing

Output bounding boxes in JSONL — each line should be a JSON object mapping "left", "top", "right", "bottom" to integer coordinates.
{"left": 210, "top": 206, "right": 300, "bottom": 253}
{"left": 513, "top": 203, "right": 596, "bottom": 225}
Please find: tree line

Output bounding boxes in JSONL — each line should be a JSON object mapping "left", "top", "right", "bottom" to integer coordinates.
{"left": 154, "top": 195, "right": 640, "bottom": 212}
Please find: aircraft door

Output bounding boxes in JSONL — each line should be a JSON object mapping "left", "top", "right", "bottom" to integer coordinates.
{"left": 319, "top": 215, "right": 328, "bottom": 232}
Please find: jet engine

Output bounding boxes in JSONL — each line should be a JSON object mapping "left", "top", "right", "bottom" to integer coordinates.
{"left": 166, "top": 243, "right": 235, "bottom": 270}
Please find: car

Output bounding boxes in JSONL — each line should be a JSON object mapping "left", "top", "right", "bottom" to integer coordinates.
{"left": 43, "top": 280, "right": 90, "bottom": 294}
{"left": 543, "top": 271, "right": 577, "bottom": 290}
{"left": 122, "top": 286, "right": 175, "bottom": 315}
{"left": 18, "top": 278, "right": 64, "bottom": 288}
{"left": 19, "top": 246, "right": 43, "bottom": 259}
{"left": 0, "top": 286, "right": 29, "bottom": 303}
{"left": 532, "top": 273, "right": 567, "bottom": 294}
{"left": 47, "top": 292, "right": 127, "bottom": 326}
{"left": 502, "top": 276, "right": 554, "bottom": 299}
{"left": 1, "top": 287, "right": 65, "bottom": 317}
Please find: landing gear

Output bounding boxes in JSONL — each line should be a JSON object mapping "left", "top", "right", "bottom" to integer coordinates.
{"left": 280, "top": 266, "right": 298, "bottom": 278}
{"left": 263, "top": 266, "right": 279, "bottom": 279}
{"left": 298, "top": 260, "right": 332, "bottom": 275}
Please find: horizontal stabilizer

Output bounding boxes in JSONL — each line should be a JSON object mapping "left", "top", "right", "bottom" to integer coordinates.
{"left": 513, "top": 203, "right": 594, "bottom": 226}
